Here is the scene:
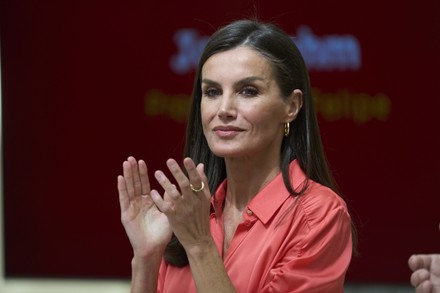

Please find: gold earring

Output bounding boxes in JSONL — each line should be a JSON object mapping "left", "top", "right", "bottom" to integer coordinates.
{"left": 284, "top": 122, "right": 290, "bottom": 137}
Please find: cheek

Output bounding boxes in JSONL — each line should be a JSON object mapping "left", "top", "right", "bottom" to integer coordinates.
{"left": 200, "top": 102, "right": 213, "bottom": 129}
{"left": 245, "top": 106, "right": 275, "bottom": 124}
{"left": 245, "top": 106, "right": 284, "bottom": 131}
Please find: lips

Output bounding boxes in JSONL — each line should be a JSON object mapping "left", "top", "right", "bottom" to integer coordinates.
{"left": 213, "top": 125, "right": 243, "bottom": 132}
{"left": 213, "top": 125, "right": 244, "bottom": 138}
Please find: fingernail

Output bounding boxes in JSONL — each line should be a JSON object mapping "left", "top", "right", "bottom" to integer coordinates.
{"left": 154, "top": 170, "right": 164, "bottom": 181}
{"left": 150, "top": 189, "right": 160, "bottom": 200}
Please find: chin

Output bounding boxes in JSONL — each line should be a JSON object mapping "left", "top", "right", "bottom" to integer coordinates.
{"left": 210, "top": 147, "right": 252, "bottom": 158}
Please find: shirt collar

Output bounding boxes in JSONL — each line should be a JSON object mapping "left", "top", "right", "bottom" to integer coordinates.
{"left": 211, "top": 160, "right": 307, "bottom": 224}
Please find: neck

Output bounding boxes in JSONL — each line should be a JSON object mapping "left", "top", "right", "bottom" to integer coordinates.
{"left": 224, "top": 156, "right": 281, "bottom": 210}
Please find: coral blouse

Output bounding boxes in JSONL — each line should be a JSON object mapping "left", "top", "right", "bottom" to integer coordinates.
{"left": 158, "top": 160, "right": 353, "bottom": 292}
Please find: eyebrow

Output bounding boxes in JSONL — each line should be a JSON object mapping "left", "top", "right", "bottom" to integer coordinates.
{"left": 201, "top": 76, "right": 266, "bottom": 87}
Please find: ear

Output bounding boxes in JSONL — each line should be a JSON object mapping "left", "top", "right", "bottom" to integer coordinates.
{"left": 285, "top": 89, "right": 303, "bottom": 123}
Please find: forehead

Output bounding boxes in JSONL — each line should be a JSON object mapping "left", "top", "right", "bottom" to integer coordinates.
{"left": 201, "top": 47, "right": 274, "bottom": 81}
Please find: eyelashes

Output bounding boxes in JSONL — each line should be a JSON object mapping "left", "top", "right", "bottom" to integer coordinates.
{"left": 202, "top": 86, "right": 260, "bottom": 98}
{"left": 203, "top": 88, "right": 222, "bottom": 97}
{"left": 241, "top": 87, "right": 259, "bottom": 97}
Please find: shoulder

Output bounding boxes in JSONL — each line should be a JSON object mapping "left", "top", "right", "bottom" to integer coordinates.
{"left": 297, "top": 180, "right": 350, "bottom": 228}
{"left": 286, "top": 160, "right": 350, "bottom": 228}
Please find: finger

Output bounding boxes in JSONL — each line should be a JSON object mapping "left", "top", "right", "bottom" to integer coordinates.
{"left": 166, "top": 158, "right": 191, "bottom": 190}
{"left": 123, "top": 160, "right": 136, "bottom": 201}
{"left": 182, "top": 158, "right": 204, "bottom": 194}
{"left": 409, "top": 255, "right": 433, "bottom": 271}
{"left": 196, "top": 163, "right": 206, "bottom": 184}
{"left": 196, "top": 163, "right": 210, "bottom": 199}
{"left": 150, "top": 189, "right": 174, "bottom": 215}
{"left": 154, "top": 170, "right": 181, "bottom": 201}
{"left": 415, "top": 280, "right": 433, "bottom": 293}
{"left": 165, "top": 158, "right": 192, "bottom": 195}
{"left": 128, "top": 156, "right": 142, "bottom": 196}
{"left": 117, "top": 175, "right": 130, "bottom": 211}
{"left": 138, "top": 160, "right": 151, "bottom": 195}
{"left": 410, "top": 269, "right": 430, "bottom": 287}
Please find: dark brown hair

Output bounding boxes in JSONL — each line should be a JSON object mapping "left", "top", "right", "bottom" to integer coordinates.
{"left": 164, "top": 19, "right": 357, "bottom": 266}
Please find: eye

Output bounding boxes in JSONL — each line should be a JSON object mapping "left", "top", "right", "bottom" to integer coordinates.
{"left": 240, "top": 86, "right": 259, "bottom": 97}
{"left": 203, "top": 87, "right": 222, "bottom": 98}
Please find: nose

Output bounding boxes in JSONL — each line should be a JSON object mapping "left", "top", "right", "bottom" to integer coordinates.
{"left": 218, "top": 94, "right": 236, "bottom": 119}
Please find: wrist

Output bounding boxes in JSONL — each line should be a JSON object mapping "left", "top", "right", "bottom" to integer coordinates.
{"left": 132, "top": 249, "right": 163, "bottom": 265}
{"left": 185, "top": 236, "right": 217, "bottom": 259}
{"left": 130, "top": 252, "right": 162, "bottom": 293}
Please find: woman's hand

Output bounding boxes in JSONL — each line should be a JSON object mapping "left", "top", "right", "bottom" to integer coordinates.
{"left": 150, "top": 157, "right": 213, "bottom": 253}
{"left": 118, "top": 156, "right": 172, "bottom": 258}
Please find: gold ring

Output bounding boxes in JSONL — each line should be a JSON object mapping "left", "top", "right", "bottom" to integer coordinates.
{"left": 190, "top": 181, "right": 204, "bottom": 193}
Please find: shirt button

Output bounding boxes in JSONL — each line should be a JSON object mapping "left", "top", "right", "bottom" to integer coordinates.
{"left": 246, "top": 209, "right": 253, "bottom": 216}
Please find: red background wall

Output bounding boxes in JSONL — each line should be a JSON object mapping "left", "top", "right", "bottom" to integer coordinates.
{"left": 1, "top": 0, "right": 439, "bottom": 283}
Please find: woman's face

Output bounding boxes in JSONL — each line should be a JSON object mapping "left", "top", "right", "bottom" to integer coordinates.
{"left": 200, "top": 46, "right": 299, "bottom": 160}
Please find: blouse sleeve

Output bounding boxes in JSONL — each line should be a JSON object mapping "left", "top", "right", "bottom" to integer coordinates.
{"left": 157, "top": 259, "right": 167, "bottom": 293}
{"left": 261, "top": 196, "right": 353, "bottom": 293}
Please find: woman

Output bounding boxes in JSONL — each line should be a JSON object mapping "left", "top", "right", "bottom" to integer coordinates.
{"left": 118, "top": 19, "right": 355, "bottom": 292}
